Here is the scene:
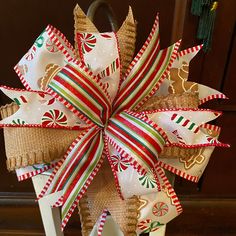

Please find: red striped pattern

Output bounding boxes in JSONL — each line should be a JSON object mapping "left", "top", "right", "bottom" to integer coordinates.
{"left": 97, "top": 209, "right": 109, "bottom": 236}
{"left": 37, "top": 128, "right": 106, "bottom": 231}
{"left": 156, "top": 161, "right": 199, "bottom": 183}
{"left": 155, "top": 167, "right": 183, "bottom": 214}
{"left": 106, "top": 111, "right": 166, "bottom": 175}
{"left": 61, "top": 153, "right": 105, "bottom": 230}
{"left": 37, "top": 129, "right": 89, "bottom": 199}
{"left": 113, "top": 15, "right": 160, "bottom": 112}
{"left": 124, "top": 14, "right": 160, "bottom": 78}
{"left": 46, "top": 62, "right": 111, "bottom": 127}
{"left": 14, "top": 65, "right": 32, "bottom": 91}
{"left": 199, "top": 93, "right": 228, "bottom": 105}
{"left": 46, "top": 25, "right": 75, "bottom": 62}
{"left": 97, "top": 58, "right": 120, "bottom": 79}
{"left": 139, "top": 107, "right": 222, "bottom": 114}
{"left": 114, "top": 15, "right": 180, "bottom": 113}
{"left": 52, "top": 129, "right": 102, "bottom": 194}
{"left": 17, "top": 162, "right": 57, "bottom": 182}
{"left": 114, "top": 40, "right": 181, "bottom": 113}
{"left": 200, "top": 123, "right": 221, "bottom": 133}
{"left": 133, "top": 40, "right": 181, "bottom": 111}
{"left": 178, "top": 45, "right": 203, "bottom": 57}
{"left": 61, "top": 153, "right": 105, "bottom": 231}
{"left": 166, "top": 141, "right": 230, "bottom": 148}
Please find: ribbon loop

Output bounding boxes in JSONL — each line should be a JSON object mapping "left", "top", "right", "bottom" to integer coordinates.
{"left": 113, "top": 14, "right": 180, "bottom": 113}
{"left": 46, "top": 61, "right": 112, "bottom": 127}
{"left": 106, "top": 110, "right": 166, "bottom": 174}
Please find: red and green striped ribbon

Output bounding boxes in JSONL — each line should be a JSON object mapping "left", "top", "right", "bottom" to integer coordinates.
{"left": 39, "top": 127, "right": 104, "bottom": 230}
{"left": 61, "top": 128, "right": 104, "bottom": 226}
{"left": 47, "top": 62, "right": 111, "bottom": 128}
{"left": 113, "top": 15, "right": 180, "bottom": 113}
{"left": 106, "top": 111, "right": 166, "bottom": 174}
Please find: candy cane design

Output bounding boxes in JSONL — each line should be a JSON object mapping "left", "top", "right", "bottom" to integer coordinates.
{"left": 110, "top": 154, "right": 129, "bottom": 172}
{"left": 97, "top": 58, "right": 120, "bottom": 79}
{"left": 171, "top": 113, "right": 199, "bottom": 133}
{"left": 152, "top": 202, "right": 169, "bottom": 217}
{"left": 41, "top": 109, "right": 67, "bottom": 127}
{"left": 78, "top": 33, "right": 96, "bottom": 53}
{"left": 13, "top": 95, "right": 27, "bottom": 105}
{"left": 138, "top": 219, "right": 164, "bottom": 233}
{"left": 25, "top": 45, "right": 37, "bottom": 61}
{"left": 46, "top": 38, "right": 59, "bottom": 53}
{"left": 138, "top": 172, "right": 157, "bottom": 189}
{"left": 206, "top": 135, "right": 221, "bottom": 145}
{"left": 172, "top": 129, "right": 186, "bottom": 144}
{"left": 38, "top": 93, "right": 56, "bottom": 106}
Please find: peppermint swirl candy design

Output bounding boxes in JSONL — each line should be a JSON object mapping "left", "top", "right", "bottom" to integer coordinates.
{"left": 110, "top": 154, "right": 129, "bottom": 172}
{"left": 42, "top": 109, "right": 67, "bottom": 127}
{"left": 138, "top": 172, "right": 157, "bottom": 189}
{"left": 138, "top": 219, "right": 164, "bottom": 233}
{"left": 152, "top": 202, "right": 169, "bottom": 217}
{"left": 78, "top": 33, "right": 96, "bottom": 53}
{"left": 46, "top": 38, "right": 59, "bottom": 53}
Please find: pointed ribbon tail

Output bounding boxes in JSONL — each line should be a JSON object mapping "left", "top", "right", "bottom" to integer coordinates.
{"left": 106, "top": 110, "right": 167, "bottom": 175}
{"left": 46, "top": 61, "right": 111, "bottom": 127}
{"left": 144, "top": 109, "right": 230, "bottom": 181}
{"left": 38, "top": 127, "right": 104, "bottom": 230}
{"left": 146, "top": 108, "right": 229, "bottom": 148}
{"left": 198, "top": 84, "right": 228, "bottom": 105}
{"left": 113, "top": 13, "right": 180, "bottom": 113}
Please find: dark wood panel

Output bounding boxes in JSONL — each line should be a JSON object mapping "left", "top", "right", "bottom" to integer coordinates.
{"left": 222, "top": 22, "right": 236, "bottom": 105}
{"left": 199, "top": 0, "right": 236, "bottom": 89}
{"left": 0, "top": 198, "right": 236, "bottom": 236}
{"left": 200, "top": 112, "right": 236, "bottom": 195}
{"left": 166, "top": 198, "right": 236, "bottom": 236}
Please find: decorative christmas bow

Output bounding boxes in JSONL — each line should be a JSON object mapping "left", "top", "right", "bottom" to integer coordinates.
{"left": 0, "top": 6, "right": 229, "bottom": 234}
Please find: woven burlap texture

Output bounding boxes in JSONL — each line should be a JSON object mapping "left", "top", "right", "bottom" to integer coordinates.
{"left": 0, "top": 103, "right": 79, "bottom": 171}
{"left": 78, "top": 159, "right": 139, "bottom": 236}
